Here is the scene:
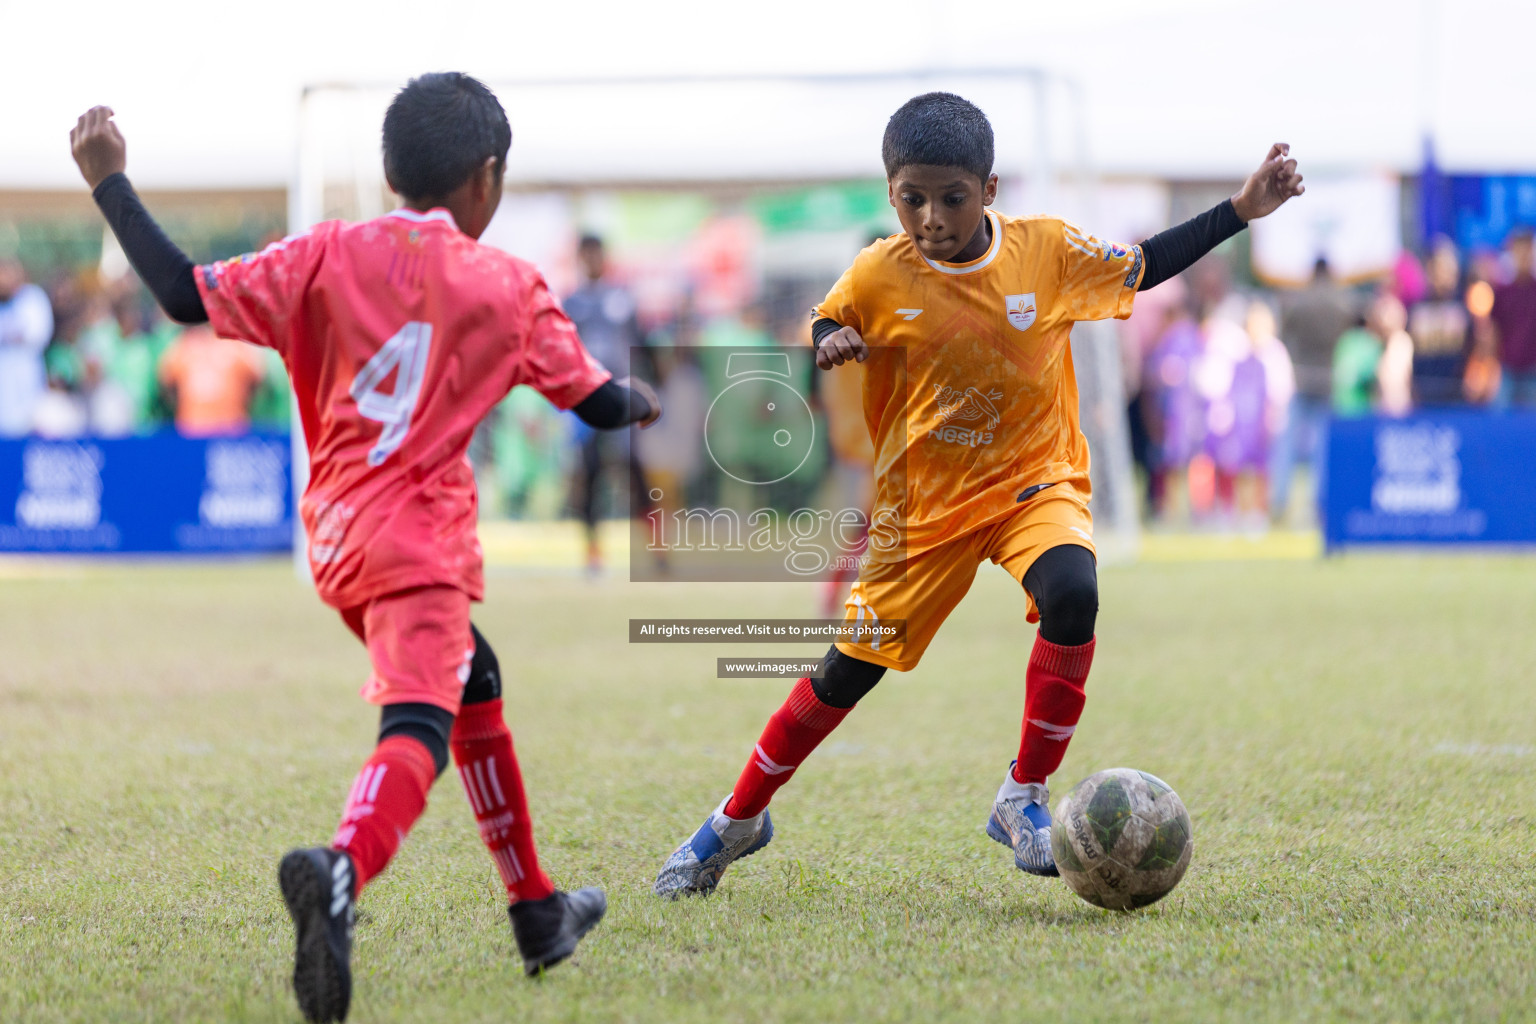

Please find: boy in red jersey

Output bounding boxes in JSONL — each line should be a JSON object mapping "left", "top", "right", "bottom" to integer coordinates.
{"left": 71, "top": 74, "right": 659, "bottom": 1023}
{"left": 656, "top": 92, "right": 1301, "bottom": 897}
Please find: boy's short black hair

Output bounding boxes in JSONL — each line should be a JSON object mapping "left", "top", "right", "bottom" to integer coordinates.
{"left": 882, "top": 92, "right": 994, "bottom": 183}
{"left": 383, "top": 72, "right": 512, "bottom": 201}
{"left": 578, "top": 233, "right": 604, "bottom": 250}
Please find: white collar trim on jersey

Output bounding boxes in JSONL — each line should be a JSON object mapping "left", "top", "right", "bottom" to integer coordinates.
{"left": 387, "top": 207, "right": 457, "bottom": 227}
{"left": 922, "top": 210, "right": 1003, "bottom": 276}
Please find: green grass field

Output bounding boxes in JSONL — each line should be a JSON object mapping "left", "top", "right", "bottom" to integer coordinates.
{"left": 3, "top": 551, "right": 1534, "bottom": 1022}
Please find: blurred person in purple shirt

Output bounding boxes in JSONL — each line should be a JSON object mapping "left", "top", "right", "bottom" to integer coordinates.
{"left": 1120, "top": 275, "right": 1187, "bottom": 517}
{"left": 1490, "top": 227, "right": 1536, "bottom": 408}
{"left": 1199, "top": 310, "right": 1268, "bottom": 527}
{"left": 1147, "top": 308, "right": 1206, "bottom": 521}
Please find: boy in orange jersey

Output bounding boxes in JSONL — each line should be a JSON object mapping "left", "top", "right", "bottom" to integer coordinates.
{"left": 656, "top": 92, "right": 1302, "bottom": 895}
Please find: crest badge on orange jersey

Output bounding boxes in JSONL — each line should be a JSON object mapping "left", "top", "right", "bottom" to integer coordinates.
{"left": 1005, "top": 292, "right": 1037, "bottom": 332}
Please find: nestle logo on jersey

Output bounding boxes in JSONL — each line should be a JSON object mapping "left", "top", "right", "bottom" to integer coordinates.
{"left": 929, "top": 424, "right": 995, "bottom": 447}
{"left": 928, "top": 383, "right": 1003, "bottom": 448}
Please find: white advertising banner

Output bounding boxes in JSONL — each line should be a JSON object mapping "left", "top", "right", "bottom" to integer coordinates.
{"left": 1249, "top": 172, "right": 1402, "bottom": 287}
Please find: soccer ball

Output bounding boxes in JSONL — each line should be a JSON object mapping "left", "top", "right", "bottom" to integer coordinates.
{"left": 1050, "top": 768, "right": 1193, "bottom": 911}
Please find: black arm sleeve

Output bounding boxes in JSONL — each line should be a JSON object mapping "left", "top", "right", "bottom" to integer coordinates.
{"left": 572, "top": 379, "right": 655, "bottom": 429}
{"left": 1137, "top": 199, "right": 1246, "bottom": 292}
{"left": 812, "top": 317, "right": 843, "bottom": 348}
{"left": 91, "top": 173, "right": 208, "bottom": 324}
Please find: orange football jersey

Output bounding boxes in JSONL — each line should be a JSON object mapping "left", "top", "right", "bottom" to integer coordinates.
{"left": 813, "top": 210, "right": 1143, "bottom": 560}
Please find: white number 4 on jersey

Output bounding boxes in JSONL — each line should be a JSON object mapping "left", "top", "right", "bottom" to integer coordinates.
{"left": 350, "top": 321, "right": 433, "bottom": 467}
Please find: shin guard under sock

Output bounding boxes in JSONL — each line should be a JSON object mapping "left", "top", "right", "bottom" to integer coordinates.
{"left": 332, "top": 734, "right": 437, "bottom": 891}
{"left": 1013, "top": 634, "right": 1095, "bottom": 785}
{"left": 450, "top": 699, "right": 555, "bottom": 904}
{"left": 723, "top": 677, "right": 852, "bottom": 819}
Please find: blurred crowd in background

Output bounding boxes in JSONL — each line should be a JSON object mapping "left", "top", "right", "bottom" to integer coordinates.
{"left": 4, "top": 211, "right": 1535, "bottom": 535}
{"left": 0, "top": 257, "right": 289, "bottom": 439}
{"left": 1120, "top": 226, "right": 1535, "bottom": 529}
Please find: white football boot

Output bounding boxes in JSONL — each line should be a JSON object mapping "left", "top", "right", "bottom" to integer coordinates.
{"left": 654, "top": 795, "right": 774, "bottom": 898}
{"left": 984, "top": 765, "right": 1059, "bottom": 877}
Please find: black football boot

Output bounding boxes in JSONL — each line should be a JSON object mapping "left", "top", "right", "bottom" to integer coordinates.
{"left": 508, "top": 887, "right": 607, "bottom": 976}
{"left": 278, "top": 847, "right": 355, "bottom": 1022}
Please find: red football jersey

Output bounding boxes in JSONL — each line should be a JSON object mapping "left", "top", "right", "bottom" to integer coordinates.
{"left": 195, "top": 207, "right": 610, "bottom": 609}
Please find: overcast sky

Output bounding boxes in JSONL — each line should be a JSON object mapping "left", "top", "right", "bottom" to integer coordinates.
{"left": 5, "top": 0, "right": 1535, "bottom": 190}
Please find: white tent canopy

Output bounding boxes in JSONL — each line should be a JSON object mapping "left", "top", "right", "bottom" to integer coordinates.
{"left": 5, "top": 0, "right": 1536, "bottom": 193}
{"left": 298, "top": 70, "right": 1080, "bottom": 191}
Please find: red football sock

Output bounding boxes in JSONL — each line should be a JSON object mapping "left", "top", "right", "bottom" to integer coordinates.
{"left": 450, "top": 699, "right": 555, "bottom": 904}
{"left": 724, "top": 677, "right": 852, "bottom": 819}
{"left": 1013, "top": 634, "right": 1095, "bottom": 785}
{"left": 331, "top": 734, "right": 437, "bottom": 892}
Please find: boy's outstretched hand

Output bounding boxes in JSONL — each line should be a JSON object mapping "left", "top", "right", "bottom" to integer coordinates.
{"left": 1231, "top": 143, "right": 1304, "bottom": 222}
{"left": 70, "top": 106, "right": 127, "bottom": 190}
{"left": 815, "top": 325, "right": 868, "bottom": 370}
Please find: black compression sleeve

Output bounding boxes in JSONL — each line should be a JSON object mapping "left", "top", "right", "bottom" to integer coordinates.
{"left": 812, "top": 317, "right": 842, "bottom": 347}
{"left": 461, "top": 623, "right": 502, "bottom": 705}
{"left": 572, "top": 379, "right": 655, "bottom": 429}
{"left": 1022, "top": 542, "right": 1099, "bottom": 646}
{"left": 91, "top": 173, "right": 208, "bottom": 324}
{"left": 1137, "top": 198, "right": 1246, "bottom": 292}
{"left": 378, "top": 703, "right": 454, "bottom": 776}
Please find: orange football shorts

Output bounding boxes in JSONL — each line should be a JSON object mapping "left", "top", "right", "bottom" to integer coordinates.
{"left": 835, "top": 492, "right": 1094, "bottom": 672}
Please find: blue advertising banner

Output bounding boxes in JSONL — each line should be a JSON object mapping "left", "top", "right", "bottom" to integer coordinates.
{"left": 1447, "top": 175, "right": 1536, "bottom": 253}
{"left": 1324, "top": 412, "right": 1536, "bottom": 551}
{"left": 0, "top": 432, "right": 293, "bottom": 554}
{"left": 1420, "top": 165, "right": 1536, "bottom": 253}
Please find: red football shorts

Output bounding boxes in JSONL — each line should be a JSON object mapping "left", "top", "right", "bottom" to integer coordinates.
{"left": 340, "top": 585, "right": 475, "bottom": 714}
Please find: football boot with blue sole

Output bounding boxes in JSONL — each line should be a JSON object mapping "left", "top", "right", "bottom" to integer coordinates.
{"left": 985, "top": 771, "right": 1060, "bottom": 877}
{"left": 654, "top": 796, "right": 774, "bottom": 897}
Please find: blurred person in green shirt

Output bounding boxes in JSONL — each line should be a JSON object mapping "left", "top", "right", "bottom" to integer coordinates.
{"left": 77, "top": 283, "right": 172, "bottom": 434}
{"left": 494, "top": 384, "right": 569, "bottom": 519}
{"left": 1333, "top": 293, "right": 1412, "bottom": 417}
